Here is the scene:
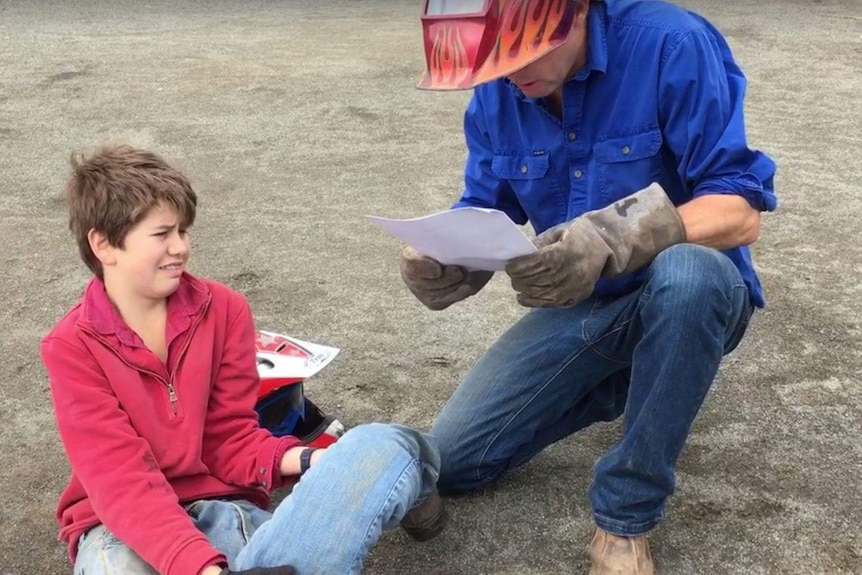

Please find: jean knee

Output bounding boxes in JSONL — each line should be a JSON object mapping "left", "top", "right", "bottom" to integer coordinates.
{"left": 74, "top": 525, "right": 156, "bottom": 575}
{"left": 648, "top": 244, "right": 740, "bottom": 306}
{"left": 343, "top": 423, "right": 441, "bottom": 477}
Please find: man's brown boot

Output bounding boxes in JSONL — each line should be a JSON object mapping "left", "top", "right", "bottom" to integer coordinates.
{"left": 400, "top": 488, "right": 447, "bottom": 542}
{"left": 589, "top": 526, "right": 656, "bottom": 575}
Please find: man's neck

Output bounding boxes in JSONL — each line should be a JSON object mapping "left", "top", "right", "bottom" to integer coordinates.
{"left": 548, "top": 24, "right": 590, "bottom": 115}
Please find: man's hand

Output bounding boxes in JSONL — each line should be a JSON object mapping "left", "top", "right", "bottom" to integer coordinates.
{"left": 506, "top": 183, "right": 686, "bottom": 308}
{"left": 505, "top": 218, "right": 611, "bottom": 308}
{"left": 399, "top": 246, "right": 493, "bottom": 310}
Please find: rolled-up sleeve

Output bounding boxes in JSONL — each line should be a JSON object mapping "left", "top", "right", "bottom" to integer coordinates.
{"left": 452, "top": 93, "right": 529, "bottom": 224}
{"left": 658, "top": 25, "right": 777, "bottom": 212}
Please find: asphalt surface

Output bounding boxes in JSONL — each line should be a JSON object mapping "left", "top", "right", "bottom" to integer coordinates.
{"left": 0, "top": 1, "right": 860, "bottom": 573}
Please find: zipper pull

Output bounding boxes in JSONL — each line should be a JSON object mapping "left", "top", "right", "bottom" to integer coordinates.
{"left": 167, "top": 383, "right": 178, "bottom": 412}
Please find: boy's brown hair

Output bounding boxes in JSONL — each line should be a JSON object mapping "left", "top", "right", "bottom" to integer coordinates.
{"left": 63, "top": 145, "right": 197, "bottom": 279}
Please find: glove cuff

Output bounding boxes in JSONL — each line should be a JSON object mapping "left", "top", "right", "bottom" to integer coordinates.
{"left": 586, "top": 182, "right": 686, "bottom": 276}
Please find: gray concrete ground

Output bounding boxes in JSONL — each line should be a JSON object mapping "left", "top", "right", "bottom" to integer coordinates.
{"left": 1, "top": 0, "right": 860, "bottom": 573}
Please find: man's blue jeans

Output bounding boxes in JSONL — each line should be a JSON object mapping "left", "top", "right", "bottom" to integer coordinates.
{"left": 431, "top": 244, "right": 754, "bottom": 536}
{"left": 73, "top": 423, "right": 440, "bottom": 575}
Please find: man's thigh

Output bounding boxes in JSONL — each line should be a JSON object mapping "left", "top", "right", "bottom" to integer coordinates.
{"left": 431, "top": 293, "right": 640, "bottom": 488}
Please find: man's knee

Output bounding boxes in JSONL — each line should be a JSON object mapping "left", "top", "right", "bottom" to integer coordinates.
{"left": 647, "top": 244, "right": 741, "bottom": 306}
{"left": 434, "top": 427, "right": 506, "bottom": 495}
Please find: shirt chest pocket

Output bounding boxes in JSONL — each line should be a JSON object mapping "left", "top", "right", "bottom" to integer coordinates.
{"left": 593, "top": 128, "right": 666, "bottom": 205}
{"left": 491, "top": 152, "right": 559, "bottom": 203}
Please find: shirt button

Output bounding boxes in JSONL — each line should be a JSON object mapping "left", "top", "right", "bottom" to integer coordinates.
{"left": 622, "top": 145, "right": 631, "bottom": 155}
{"left": 574, "top": 170, "right": 583, "bottom": 179}
{"left": 567, "top": 132, "right": 577, "bottom": 141}
{"left": 259, "top": 467, "right": 266, "bottom": 475}
{"left": 520, "top": 165, "right": 528, "bottom": 174}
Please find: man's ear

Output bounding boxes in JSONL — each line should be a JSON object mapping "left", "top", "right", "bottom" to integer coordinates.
{"left": 87, "top": 228, "right": 118, "bottom": 268}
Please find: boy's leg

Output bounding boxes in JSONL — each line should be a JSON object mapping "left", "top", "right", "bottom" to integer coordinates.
{"left": 187, "top": 499, "right": 273, "bottom": 564}
{"left": 234, "top": 423, "right": 440, "bottom": 575}
{"left": 71, "top": 501, "right": 273, "bottom": 575}
{"left": 73, "top": 524, "right": 157, "bottom": 575}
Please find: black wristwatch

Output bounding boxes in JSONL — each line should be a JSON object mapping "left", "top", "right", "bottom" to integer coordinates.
{"left": 299, "top": 447, "right": 318, "bottom": 475}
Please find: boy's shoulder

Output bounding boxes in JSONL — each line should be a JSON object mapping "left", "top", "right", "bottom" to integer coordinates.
{"left": 192, "top": 274, "right": 249, "bottom": 309}
{"left": 185, "top": 274, "right": 254, "bottom": 329}
{"left": 42, "top": 300, "right": 86, "bottom": 346}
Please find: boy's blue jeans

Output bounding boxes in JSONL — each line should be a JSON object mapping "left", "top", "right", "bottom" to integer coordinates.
{"left": 431, "top": 244, "right": 754, "bottom": 536}
{"left": 73, "top": 423, "right": 440, "bottom": 575}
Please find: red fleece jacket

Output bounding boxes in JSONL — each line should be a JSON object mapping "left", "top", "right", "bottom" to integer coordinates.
{"left": 40, "top": 273, "right": 301, "bottom": 575}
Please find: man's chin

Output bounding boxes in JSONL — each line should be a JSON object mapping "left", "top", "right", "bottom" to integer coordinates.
{"left": 518, "top": 81, "right": 553, "bottom": 98}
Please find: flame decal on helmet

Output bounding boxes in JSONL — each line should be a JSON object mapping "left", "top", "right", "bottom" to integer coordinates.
{"left": 424, "top": 25, "right": 472, "bottom": 90}
{"left": 418, "top": 0, "right": 575, "bottom": 90}
{"left": 473, "top": 0, "right": 572, "bottom": 85}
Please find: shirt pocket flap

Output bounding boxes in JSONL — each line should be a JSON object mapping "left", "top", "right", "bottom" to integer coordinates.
{"left": 491, "top": 153, "right": 550, "bottom": 180}
{"left": 594, "top": 129, "right": 663, "bottom": 163}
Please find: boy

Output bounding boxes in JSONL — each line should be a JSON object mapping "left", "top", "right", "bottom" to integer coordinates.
{"left": 41, "top": 145, "right": 444, "bottom": 575}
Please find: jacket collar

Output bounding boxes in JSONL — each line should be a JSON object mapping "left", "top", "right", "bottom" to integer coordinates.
{"left": 77, "top": 272, "right": 210, "bottom": 347}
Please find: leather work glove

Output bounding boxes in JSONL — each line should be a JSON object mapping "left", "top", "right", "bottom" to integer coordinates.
{"left": 220, "top": 566, "right": 297, "bottom": 575}
{"left": 399, "top": 246, "right": 493, "bottom": 310}
{"left": 505, "top": 183, "right": 686, "bottom": 308}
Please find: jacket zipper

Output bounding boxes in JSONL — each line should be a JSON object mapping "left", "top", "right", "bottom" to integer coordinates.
{"left": 80, "top": 326, "right": 178, "bottom": 414}
{"left": 166, "top": 296, "right": 211, "bottom": 407}
{"left": 77, "top": 294, "right": 211, "bottom": 417}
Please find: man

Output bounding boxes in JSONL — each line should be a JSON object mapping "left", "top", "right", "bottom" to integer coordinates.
{"left": 400, "top": 1, "right": 777, "bottom": 573}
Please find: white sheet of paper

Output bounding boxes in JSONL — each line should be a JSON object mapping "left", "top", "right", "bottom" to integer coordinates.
{"left": 369, "top": 207, "right": 537, "bottom": 271}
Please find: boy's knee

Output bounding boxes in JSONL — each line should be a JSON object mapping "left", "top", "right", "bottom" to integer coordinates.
{"left": 341, "top": 423, "right": 440, "bottom": 470}
{"left": 75, "top": 525, "right": 156, "bottom": 575}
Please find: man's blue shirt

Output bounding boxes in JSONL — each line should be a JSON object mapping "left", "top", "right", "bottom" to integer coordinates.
{"left": 453, "top": 0, "right": 777, "bottom": 307}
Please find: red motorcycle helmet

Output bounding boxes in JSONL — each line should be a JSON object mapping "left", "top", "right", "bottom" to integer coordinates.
{"left": 255, "top": 332, "right": 344, "bottom": 449}
{"left": 418, "top": 0, "right": 576, "bottom": 90}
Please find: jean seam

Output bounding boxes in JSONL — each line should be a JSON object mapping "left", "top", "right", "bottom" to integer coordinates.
{"left": 97, "top": 535, "right": 113, "bottom": 575}
{"left": 349, "top": 458, "right": 420, "bottom": 574}
{"left": 76, "top": 526, "right": 99, "bottom": 557}
{"left": 227, "top": 501, "right": 253, "bottom": 544}
{"left": 582, "top": 319, "right": 632, "bottom": 365}
{"left": 475, "top": 343, "right": 592, "bottom": 484}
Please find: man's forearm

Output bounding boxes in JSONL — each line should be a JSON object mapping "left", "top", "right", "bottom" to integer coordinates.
{"left": 676, "top": 194, "right": 761, "bottom": 250}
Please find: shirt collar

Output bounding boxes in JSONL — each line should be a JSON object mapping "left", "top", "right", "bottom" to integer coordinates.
{"left": 78, "top": 272, "right": 209, "bottom": 344}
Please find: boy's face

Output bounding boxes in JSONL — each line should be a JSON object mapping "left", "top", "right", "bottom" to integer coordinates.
{"left": 100, "top": 204, "right": 191, "bottom": 301}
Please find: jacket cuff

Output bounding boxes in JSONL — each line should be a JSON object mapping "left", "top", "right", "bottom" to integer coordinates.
{"left": 164, "top": 537, "right": 226, "bottom": 575}
{"left": 267, "top": 435, "right": 303, "bottom": 490}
